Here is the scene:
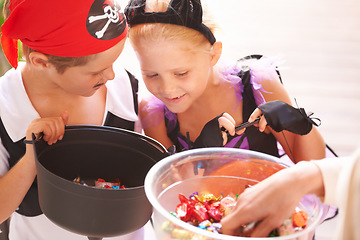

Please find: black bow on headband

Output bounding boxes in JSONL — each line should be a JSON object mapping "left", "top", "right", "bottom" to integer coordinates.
{"left": 124, "top": 0, "right": 216, "bottom": 44}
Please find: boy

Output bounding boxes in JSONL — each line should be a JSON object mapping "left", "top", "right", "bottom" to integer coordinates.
{"left": 0, "top": 0, "right": 152, "bottom": 239}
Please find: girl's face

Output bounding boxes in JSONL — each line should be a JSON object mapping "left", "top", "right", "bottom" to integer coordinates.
{"left": 51, "top": 39, "right": 126, "bottom": 97}
{"left": 133, "top": 38, "right": 218, "bottom": 113}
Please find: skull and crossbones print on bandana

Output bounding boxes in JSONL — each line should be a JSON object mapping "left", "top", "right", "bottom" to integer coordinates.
{"left": 1, "top": 0, "right": 128, "bottom": 68}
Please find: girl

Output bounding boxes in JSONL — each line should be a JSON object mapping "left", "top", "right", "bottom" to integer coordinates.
{"left": 0, "top": 0, "right": 152, "bottom": 239}
{"left": 124, "top": 0, "right": 325, "bottom": 163}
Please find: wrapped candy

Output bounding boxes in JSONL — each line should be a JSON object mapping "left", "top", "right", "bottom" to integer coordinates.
{"left": 164, "top": 192, "right": 309, "bottom": 239}
{"left": 172, "top": 192, "right": 236, "bottom": 233}
{"left": 95, "top": 178, "right": 126, "bottom": 189}
{"left": 73, "top": 177, "right": 126, "bottom": 189}
{"left": 278, "top": 219, "right": 295, "bottom": 236}
{"left": 292, "top": 208, "right": 308, "bottom": 228}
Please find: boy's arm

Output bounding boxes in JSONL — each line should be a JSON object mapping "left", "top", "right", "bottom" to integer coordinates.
{"left": 0, "top": 113, "right": 68, "bottom": 223}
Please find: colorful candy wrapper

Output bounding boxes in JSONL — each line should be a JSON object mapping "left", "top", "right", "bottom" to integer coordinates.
{"left": 169, "top": 192, "right": 309, "bottom": 238}
{"left": 73, "top": 177, "right": 126, "bottom": 189}
{"left": 292, "top": 208, "right": 308, "bottom": 228}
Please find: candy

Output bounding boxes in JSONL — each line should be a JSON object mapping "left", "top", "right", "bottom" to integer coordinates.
{"left": 171, "top": 228, "right": 193, "bottom": 239}
{"left": 220, "top": 195, "right": 237, "bottom": 217}
{"left": 95, "top": 178, "right": 124, "bottom": 189}
{"left": 195, "top": 193, "right": 220, "bottom": 202}
{"left": 198, "top": 220, "right": 211, "bottom": 229}
{"left": 73, "top": 177, "right": 126, "bottom": 189}
{"left": 292, "top": 208, "right": 308, "bottom": 228}
{"left": 175, "top": 202, "right": 189, "bottom": 221}
{"left": 161, "top": 220, "right": 174, "bottom": 233}
{"left": 279, "top": 219, "right": 295, "bottom": 236}
{"left": 173, "top": 192, "right": 234, "bottom": 233}
{"left": 73, "top": 176, "right": 87, "bottom": 186}
{"left": 167, "top": 192, "right": 309, "bottom": 239}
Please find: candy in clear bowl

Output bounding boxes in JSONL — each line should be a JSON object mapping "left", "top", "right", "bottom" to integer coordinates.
{"left": 145, "top": 148, "right": 325, "bottom": 240}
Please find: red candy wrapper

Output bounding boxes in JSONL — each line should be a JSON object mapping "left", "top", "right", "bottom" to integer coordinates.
{"left": 174, "top": 193, "right": 234, "bottom": 226}
{"left": 95, "top": 178, "right": 126, "bottom": 189}
{"left": 170, "top": 192, "right": 309, "bottom": 238}
{"left": 73, "top": 177, "right": 126, "bottom": 189}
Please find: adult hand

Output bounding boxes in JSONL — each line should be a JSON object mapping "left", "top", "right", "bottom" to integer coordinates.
{"left": 221, "top": 161, "right": 322, "bottom": 237}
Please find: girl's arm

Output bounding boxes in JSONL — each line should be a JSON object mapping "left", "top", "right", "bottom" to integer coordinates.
{"left": 139, "top": 99, "right": 174, "bottom": 149}
{"left": 255, "top": 75, "right": 325, "bottom": 162}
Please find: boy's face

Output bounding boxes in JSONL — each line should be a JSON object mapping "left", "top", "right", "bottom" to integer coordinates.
{"left": 52, "top": 38, "right": 126, "bottom": 97}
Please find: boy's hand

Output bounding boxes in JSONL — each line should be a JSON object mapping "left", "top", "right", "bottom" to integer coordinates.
{"left": 25, "top": 111, "right": 69, "bottom": 145}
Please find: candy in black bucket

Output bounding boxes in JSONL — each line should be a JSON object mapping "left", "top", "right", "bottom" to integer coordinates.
{"left": 34, "top": 125, "right": 169, "bottom": 240}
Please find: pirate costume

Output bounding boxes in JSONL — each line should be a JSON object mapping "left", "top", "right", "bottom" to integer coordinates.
{"left": 0, "top": 0, "right": 155, "bottom": 239}
{"left": 0, "top": 61, "right": 150, "bottom": 240}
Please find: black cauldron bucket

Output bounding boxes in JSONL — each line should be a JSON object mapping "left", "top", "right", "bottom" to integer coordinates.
{"left": 34, "top": 125, "right": 170, "bottom": 240}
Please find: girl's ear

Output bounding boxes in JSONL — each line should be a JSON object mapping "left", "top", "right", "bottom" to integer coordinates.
{"left": 28, "top": 52, "right": 51, "bottom": 69}
{"left": 210, "top": 41, "right": 222, "bottom": 66}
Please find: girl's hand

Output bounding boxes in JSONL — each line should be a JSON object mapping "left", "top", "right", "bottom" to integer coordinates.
{"left": 248, "top": 108, "right": 268, "bottom": 132}
{"left": 25, "top": 111, "right": 69, "bottom": 145}
{"left": 255, "top": 100, "right": 314, "bottom": 136}
{"left": 218, "top": 113, "right": 246, "bottom": 145}
{"left": 194, "top": 112, "right": 244, "bottom": 148}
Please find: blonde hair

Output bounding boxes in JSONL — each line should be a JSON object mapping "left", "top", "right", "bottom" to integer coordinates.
{"left": 128, "top": 0, "right": 218, "bottom": 50}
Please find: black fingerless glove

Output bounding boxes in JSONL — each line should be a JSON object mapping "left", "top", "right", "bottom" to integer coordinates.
{"left": 192, "top": 113, "right": 224, "bottom": 148}
{"left": 258, "top": 100, "right": 318, "bottom": 135}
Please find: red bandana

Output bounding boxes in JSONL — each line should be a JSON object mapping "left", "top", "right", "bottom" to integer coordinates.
{"left": 1, "top": 0, "right": 128, "bottom": 68}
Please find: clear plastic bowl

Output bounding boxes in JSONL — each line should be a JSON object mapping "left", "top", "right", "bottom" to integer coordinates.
{"left": 145, "top": 148, "right": 324, "bottom": 240}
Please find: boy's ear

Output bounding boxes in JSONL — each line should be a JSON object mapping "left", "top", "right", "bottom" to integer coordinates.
{"left": 28, "top": 52, "right": 51, "bottom": 69}
{"left": 210, "top": 41, "right": 222, "bottom": 66}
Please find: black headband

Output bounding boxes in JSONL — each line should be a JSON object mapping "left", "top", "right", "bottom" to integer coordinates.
{"left": 124, "top": 0, "right": 216, "bottom": 45}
